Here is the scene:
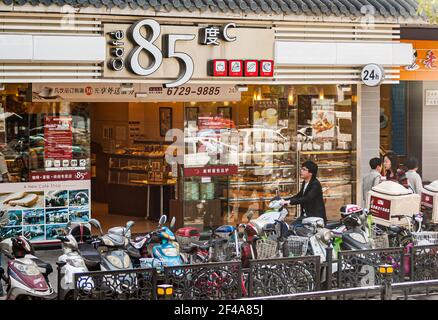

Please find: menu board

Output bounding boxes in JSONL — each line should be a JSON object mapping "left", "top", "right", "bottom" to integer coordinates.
{"left": 44, "top": 116, "right": 73, "bottom": 161}
{"left": 253, "top": 99, "right": 279, "bottom": 128}
{"left": 311, "top": 99, "right": 335, "bottom": 139}
{"left": 0, "top": 180, "right": 91, "bottom": 243}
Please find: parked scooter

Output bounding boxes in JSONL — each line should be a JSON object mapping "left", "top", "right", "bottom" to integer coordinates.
{"left": 0, "top": 235, "right": 56, "bottom": 300}
{"left": 134, "top": 215, "right": 183, "bottom": 270}
{"left": 56, "top": 221, "right": 96, "bottom": 300}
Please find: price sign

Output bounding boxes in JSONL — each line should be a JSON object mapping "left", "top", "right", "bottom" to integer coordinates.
{"left": 361, "top": 64, "right": 385, "bottom": 87}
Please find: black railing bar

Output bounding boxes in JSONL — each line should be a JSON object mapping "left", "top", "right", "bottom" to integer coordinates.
{"left": 74, "top": 268, "right": 155, "bottom": 278}
{"left": 240, "top": 286, "right": 381, "bottom": 300}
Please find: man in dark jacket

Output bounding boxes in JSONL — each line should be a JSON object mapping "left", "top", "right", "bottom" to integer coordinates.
{"left": 285, "top": 160, "right": 327, "bottom": 222}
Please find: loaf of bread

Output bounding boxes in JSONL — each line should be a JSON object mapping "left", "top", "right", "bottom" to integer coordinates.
{"left": 9, "top": 193, "right": 38, "bottom": 207}
{"left": 3, "top": 192, "right": 26, "bottom": 204}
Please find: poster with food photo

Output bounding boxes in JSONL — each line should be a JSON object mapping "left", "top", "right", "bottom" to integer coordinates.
{"left": 23, "top": 225, "right": 45, "bottom": 241}
{"left": 45, "top": 190, "right": 68, "bottom": 208}
{"left": 0, "top": 226, "right": 23, "bottom": 239}
{"left": 46, "top": 224, "right": 67, "bottom": 241}
{"left": 6, "top": 210, "right": 22, "bottom": 227}
{"left": 69, "top": 189, "right": 89, "bottom": 207}
{"left": 23, "top": 209, "right": 45, "bottom": 225}
{"left": 0, "top": 192, "right": 45, "bottom": 210}
{"left": 311, "top": 99, "right": 335, "bottom": 139}
{"left": 46, "top": 208, "right": 69, "bottom": 224}
{"left": 69, "top": 207, "right": 90, "bottom": 223}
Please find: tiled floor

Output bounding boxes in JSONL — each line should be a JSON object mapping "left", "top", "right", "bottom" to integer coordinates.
{"left": 91, "top": 201, "right": 157, "bottom": 234}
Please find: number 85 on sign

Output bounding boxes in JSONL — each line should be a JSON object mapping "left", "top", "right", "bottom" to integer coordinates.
{"left": 361, "top": 64, "right": 385, "bottom": 87}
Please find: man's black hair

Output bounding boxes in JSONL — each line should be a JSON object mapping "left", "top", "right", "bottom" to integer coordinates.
{"left": 369, "top": 157, "right": 382, "bottom": 170}
{"left": 302, "top": 160, "right": 318, "bottom": 179}
{"left": 406, "top": 157, "right": 419, "bottom": 170}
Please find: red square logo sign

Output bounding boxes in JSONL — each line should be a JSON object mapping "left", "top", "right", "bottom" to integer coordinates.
{"left": 212, "top": 60, "right": 227, "bottom": 76}
{"left": 260, "top": 60, "right": 274, "bottom": 77}
{"left": 244, "top": 60, "right": 259, "bottom": 77}
{"left": 228, "top": 60, "right": 243, "bottom": 77}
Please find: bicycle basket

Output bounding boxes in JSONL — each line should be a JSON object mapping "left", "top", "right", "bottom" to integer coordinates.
{"left": 285, "top": 236, "right": 309, "bottom": 257}
{"left": 412, "top": 232, "right": 438, "bottom": 246}
{"left": 372, "top": 233, "right": 389, "bottom": 249}
{"left": 255, "top": 238, "right": 278, "bottom": 259}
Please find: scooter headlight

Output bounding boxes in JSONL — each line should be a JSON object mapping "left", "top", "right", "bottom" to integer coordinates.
{"left": 107, "top": 255, "right": 124, "bottom": 269}
{"left": 14, "top": 262, "right": 40, "bottom": 276}
{"left": 67, "top": 258, "right": 86, "bottom": 268}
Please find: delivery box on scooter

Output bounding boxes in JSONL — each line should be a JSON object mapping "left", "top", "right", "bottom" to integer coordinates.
{"left": 422, "top": 180, "right": 438, "bottom": 223}
{"left": 367, "top": 181, "right": 420, "bottom": 227}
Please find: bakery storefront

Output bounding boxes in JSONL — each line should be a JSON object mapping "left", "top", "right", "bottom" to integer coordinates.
{"left": 0, "top": 14, "right": 411, "bottom": 243}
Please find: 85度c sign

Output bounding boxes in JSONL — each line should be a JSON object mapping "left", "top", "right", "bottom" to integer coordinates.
{"left": 104, "top": 20, "right": 275, "bottom": 88}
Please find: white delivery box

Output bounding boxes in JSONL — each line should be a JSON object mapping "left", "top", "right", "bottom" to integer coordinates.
{"left": 367, "top": 181, "right": 421, "bottom": 227}
{"left": 421, "top": 180, "right": 438, "bottom": 223}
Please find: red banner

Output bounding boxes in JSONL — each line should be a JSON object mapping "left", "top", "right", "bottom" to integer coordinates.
{"left": 44, "top": 116, "right": 73, "bottom": 160}
{"left": 30, "top": 170, "right": 90, "bottom": 182}
{"left": 370, "top": 196, "right": 391, "bottom": 221}
{"left": 184, "top": 165, "right": 238, "bottom": 177}
{"left": 421, "top": 193, "right": 434, "bottom": 209}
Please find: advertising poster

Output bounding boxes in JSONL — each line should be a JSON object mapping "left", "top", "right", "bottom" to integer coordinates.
{"left": 0, "top": 180, "right": 91, "bottom": 243}
{"left": 44, "top": 115, "right": 73, "bottom": 161}
{"left": 311, "top": 99, "right": 335, "bottom": 139}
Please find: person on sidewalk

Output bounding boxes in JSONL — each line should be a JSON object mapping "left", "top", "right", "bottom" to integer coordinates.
{"left": 285, "top": 160, "right": 327, "bottom": 223}
{"left": 383, "top": 152, "right": 408, "bottom": 188}
{"left": 362, "top": 157, "right": 383, "bottom": 208}
{"left": 405, "top": 157, "right": 423, "bottom": 194}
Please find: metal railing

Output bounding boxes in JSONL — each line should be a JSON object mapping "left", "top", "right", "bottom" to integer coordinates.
{"left": 69, "top": 244, "right": 438, "bottom": 300}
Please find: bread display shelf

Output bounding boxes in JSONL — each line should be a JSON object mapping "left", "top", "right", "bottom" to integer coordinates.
{"left": 109, "top": 153, "right": 165, "bottom": 160}
{"left": 110, "top": 167, "right": 148, "bottom": 174}
{"left": 300, "top": 150, "right": 352, "bottom": 155}
{"left": 238, "top": 164, "right": 296, "bottom": 170}
{"left": 229, "top": 180, "right": 296, "bottom": 186}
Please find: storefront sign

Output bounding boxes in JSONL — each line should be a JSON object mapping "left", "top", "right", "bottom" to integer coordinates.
{"left": 103, "top": 21, "right": 274, "bottom": 85}
{"left": 184, "top": 165, "right": 238, "bottom": 177}
{"left": 421, "top": 193, "right": 434, "bottom": 208}
{"left": 0, "top": 180, "right": 91, "bottom": 244}
{"left": 361, "top": 64, "right": 385, "bottom": 87}
{"left": 370, "top": 196, "right": 391, "bottom": 221}
{"left": 44, "top": 116, "right": 72, "bottom": 161}
{"left": 32, "top": 84, "right": 241, "bottom": 102}
{"left": 400, "top": 40, "right": 438, "bottom": 81}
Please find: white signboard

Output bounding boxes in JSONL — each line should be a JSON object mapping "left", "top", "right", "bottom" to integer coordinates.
{"left": 0, "top": 180, "right": 91, "bottom": 243}
{"left": 425, "top": 89, "right": 438, "bottom": 106}
{"left": 32, "top": 84, "right": 241, "bottom": 102}
{"left": 361, "top": 64, "right": 385, "bottom": 87}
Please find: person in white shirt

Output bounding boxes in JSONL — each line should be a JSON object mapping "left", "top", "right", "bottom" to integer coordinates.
{"left": 362, "top": 157, "right": 382, "bottom": 208}
{"left": 405, "top": 157, "right": 423, "bottom": 194}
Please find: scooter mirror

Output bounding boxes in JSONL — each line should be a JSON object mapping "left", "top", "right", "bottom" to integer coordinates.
{"left": 170, "top": 217, "right": 176, "bottom": 230}
{"left": 88, "top": 218, "right": 104, "bottom": 235}
{"left": 125, "top": 221, "right": 135, "bottom": 235}
{"left": 159, "top": 215, "right": 167, "bottom": 226}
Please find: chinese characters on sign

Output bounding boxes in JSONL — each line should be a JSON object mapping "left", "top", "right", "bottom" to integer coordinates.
{"left": 44, "top": 116, "right": 73, "bottom": 161}
{"left": 370, "top": 196, "right": 391, "bottom": 221}
{"left": 199, "top": 23, "right": 236, "bottom": 45}
{"left": 184, "top": 165, "right": 238, "bottom": 177}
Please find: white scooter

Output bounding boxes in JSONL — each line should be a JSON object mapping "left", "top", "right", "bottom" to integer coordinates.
{"left": 56, "top": 221, "right": 96, "bottom": 300}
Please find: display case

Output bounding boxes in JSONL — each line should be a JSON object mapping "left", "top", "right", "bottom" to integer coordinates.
{"left": 107, "top": 145, "right": 176, "bottom": 219}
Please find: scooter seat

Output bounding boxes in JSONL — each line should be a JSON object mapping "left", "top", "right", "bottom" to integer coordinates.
{"left": 78, "top": 243, "right": 101, "bottom": 270}
{"left": 30, "top": 258, "right": 53, "bottom": 276}
{"left": 263, "top": 223, "right": 276, "bottom": 232}
{"left": 389, "top": 225, "right": 402, "bottom": 234}
{"left": 326, "top": 222, "right": 342, "bottom": 230}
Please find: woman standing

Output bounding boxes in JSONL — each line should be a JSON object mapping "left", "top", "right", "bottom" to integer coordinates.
{"left": 382, "top": 152, "right": 408, "bottom": 188}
